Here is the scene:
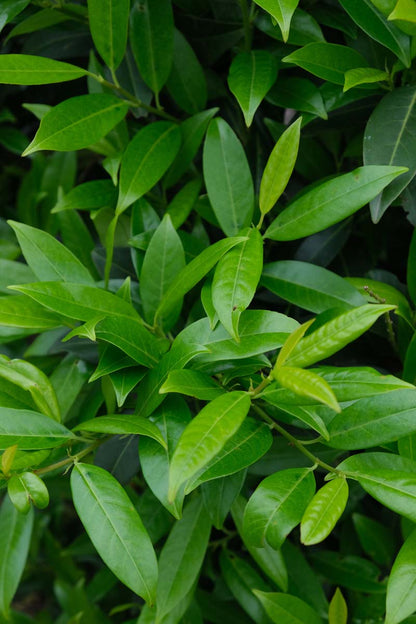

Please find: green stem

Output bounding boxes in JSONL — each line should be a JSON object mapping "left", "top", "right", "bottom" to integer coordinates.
{"left": 104, "top": 213, "right": 119, "bottom": 289}
{"left": 34, "top": 439, "right": 103, "bottom": 477}
{"left": 252, "top": 403, "right": 340, "bottom": 474}
{"left": 238, "top": 0, "right": 252, "bottom": 51}
{"left": 249, "top": 372, "right": 273, "bottom": 397}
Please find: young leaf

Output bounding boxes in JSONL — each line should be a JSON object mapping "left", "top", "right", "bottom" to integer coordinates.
{"left": 343, "top": 67, "right": 388, "bottom": 92}
{"left": 159, "top": 369, "right": 225, "bottom": 401}
{"left": 0, "top": 295, "right": 66, "bottom": 330}
{"left": 0, "top": 496, "right": 33, "bottom": 619}
{"left": 168, "top": 392, "right": 251, "bottom": 501}
{"left": 73, "top": 414, "right": 167, "bottom": 448}
{"left": 265, "top": 166, "right": 408, "bottom": 241}
{"left": 273, "top": 366, "right": 340, "bottom": 412}
{"left": 212, "top": 227, "right": 263, "bottom": 341}
{"left": 140, "top": 214, "right": 185, "bottom": 327}
{"left": 274, "top": 318, "right": 316, "bottom": 369}
{"left": 228, "top": 50, "right": 278, "bottom": 127}
{"left": 386, "top": 528, "right": 416, "bottom": 624}
{"left": 52, "top": 180, "right": 118, "bottom": 213}
{"left": 328, "top": 588, "right": 347, "bottom": 624}
{"left": 243, "top": 467, "right": 316, "bottom": 549}
{"left": 388, "top": 0, "right": 416, "bottom": 23}
{"left": 282, "top": 43, "right": 367, "bottom": 84}
{"left": 117, "top": 122, "right": 181, "bottom": 214}
{"left": 254, "top": 1, "right": 300, "bottom": 42}
{"left": 285, "top": 304, "right": 395, "bottom": 368}
{"left": 71, "top": 463, "right": 158, "bottom": 604}
{"left": 0, "top": 54, "right": 88, "bottom": 84}
{"left": 259, "top": 117, "right": 301, "bottom": 216}
{"left": 203, "top": 118, "right": 254, "bottom": 236}
{"left": 87, "top": 0, "right": 129, "bottom": 70}
{"left": 8, "top": 221, "right": 94, "bottom": 284}
{"left": 8, "top": 472, "right": 49, "bottom": 514}
{"left": 166, "top": 30, "right": 207, "bottom": 115}
{"left": 0, "top": 408, "right": 74, "bottom": 449}
{"left": 22, "top": 94, "right": 129, "bottom": 156}
{"left": 156, "top": 496, "right": 211, "bottom": 620}
{"left": 364, "top": 86, "right": 416, "bottom": 222}
{"left": 253, "top": 591, "right": 322, "bottom": 624}
{"left": 130, "top": 0, "right": 174, "bottom": 100}
{"left": 300, "top": 477, "right": 349, "bottom": 545}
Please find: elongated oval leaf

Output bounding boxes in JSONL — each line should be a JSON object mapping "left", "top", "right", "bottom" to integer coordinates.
{"left": 117, "top": 122, "right": 181, "bottom": 213}
{"left": 73, "top": 414, "right": 167, "bottom": 448}
{"left": 87, "top": 0, "right": 129, "bottom": 70}
{"left": 159, "top": 369, "right": 225, "bottom": 401}
{"left": 203, "top": 118, "right": 254, "bottom": 236}
{"left": 364, "top": 86, "right": 416, "bottom": 222}
{"left": 22, "top": 94, "right": 128, "bottom": 156}
{"left": 0, "top": 54, "right": 87, "bottom": 84}
{"left": 344, "top": 67, "right": 388, "bottom": 92}
{"left": 254, "top": 1, "right": 300, "bottom": 41}
{"left": 253, "top": 591, "right": 322, "bottom": 624}
{"left": 259, "top": 117, "right": 301, "bottom": 216}
{"left": 243, "top": 467, "right": 316, "bottom": 549}
{"left": 265, "top": 166, "right": 407, "bottom": 240}
{"left": 0, "top": 496, "right": 33, "bottom": 618}
{"left": 52, "top": 179, "right": 118, "bottom": 213}
{"left": 228, "top": 50, "right": 278, "bottom": 127}
{"left": 0, "top": 407, "right": 74, "bottom": 449}
{"left": 267, "top": 77, "right": 327, "bottom": 119}
{"left": 300, "top": 477, "right": 348, "bottom": 545}
{"left": 273, "top": 366, "right": 340, "bottom": 412}
{"left": 282, "top": 42, "right": 367, "bottom": 84}
{"left": 286, "top": 304, "right": 395, "bottom": 368}
{"left": 0, "top": 295, "right": 66, "bottom": 330}
{"left": 166, "top": 30, "right": 207, "bottom": 115}
{"left": 328, "top": 588, "right": 348, "bottom": 624}
{"left": 386, "top": 528, "right": 416, "bottom": 624}
{"left": 212, "top": 227, "right": 263, "bottom": 340}
{"left": 168, "top": 391, "right": 251, "bottom": 501}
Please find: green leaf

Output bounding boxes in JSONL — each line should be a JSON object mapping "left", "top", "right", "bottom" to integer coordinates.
{"left": 8, "top": 472, "right": 49, "bottom": 514}
{"left": 0, "top": 259, "right": 34, "bottom": 295}
{"left": 266, "top": 77, "right": 327, "bottom": 119}
{"left": 0, "top": 496, "right": 33, "bottom": 619}
{"left": 300, "top": 477, "right": 348, "bottom": 545}
{"left": 386, "top": 529, "right": 416, "bottom": 624}
{"left": 309, "top": 550, "right": 385, "bottom": 593}
{"left": 73, "top": 414, "right": 167, "bottom": 448}
{"left": 0, "top": 407, "right": 74, "bottom": 449}
{"left": 159, "top": 370, "right": 225, "bottom": 401}
{"left": 259, "top": 118, "right": 302, "bottom": 216}
{"left": 328, "top": 588, "right": 347, "bottom": 624}
{"left": 212, "top": 227, "right": 263, "bottom": 340}
{"left": 228, "top": 50, "right": 278, "bottom": 127}
{"left": 388, "top": 0, "right": 416, "bottom": 23}
{"left": 243, "top": 467, "right": 316, "bottom": 549}
{"left": 274, "top": 319, "right": 316, "bottom": 369}
{"left": 0, "top": 295, "right": 66, "bottom": 330}
{"left": 265, "top": 166, "right": 408, "bottom": 241}
{"left": 344, "top": 67, "right": 388, "bottom": 92}
{"left": 71, "top": 463, "right": 158, "bottom": 603}
{"left": 202, "top": 471, "right": 246, "bottom": 529}
{"left": 8, "top": 221, "right": 94, "bottom": 284}
{"left": 87, "top": 0, "right": 129, "bottom": 70}
{"left": 156, "top": 496, "right": 211, "bottom": 620}
{"left": 130, "top": 0, "right": 174, "bottom": 99}
{"left": 262, "top": 260, "right": 366, "bottom": 314}
{"left": 315, "top": 366, "right": 413, "bottom": 401}
{"left": 273, "top": 367, "right": 340, "bottom": 412}
{"left": 109, "top": 367, "right": 146, "bottom": 408}
{"left": 203, "top": 118, "right": 254, "bottom": 236}
{"left": 140, "top": 214, "right": 185, "bottom": 327}
{"left": 117, "top": 122, "right": 181, "bottom": 214}
{"left": 155, "top": 236, "right": 248, "bottom": 326}
{"left": 336, "top": 452, "right": 416, "bottom": 522}
{"left": 0, "top": 54, "right": 88, "bottom": 84}
{"left": 260, "top": 397, "right": 329, "bottom": 439}
{"left": 327, "top": 389, "right": 416, "bottom": 449}
{"left": 352, "top": 513, "right": 396, "bottom": 566}
{"left": 0, "top": 355, "right": 60, "bottom": 421}
{"left": 285, "top": 304, "right": 395, "bottom": 368}
{"left": 168, "top": 391, "right": 251, "bottom": 501}
{"left": 254, "top": 0, "right": 300, "bottom": 41}
{"left": 253, "top": 591, "right": 322, "bottom": 624}
{"left": 339, "top": 0, "right": 411, "bottom": 67}
{"left": 23, "top": 94, "right": 128, "bottom": 156}
{"left": 52, "top": 180, "right": 118, "bottom": 213}
{"left": 346, "top": 276, "right": 413, "bottom": 326}
{"left": 166, "top": 178, "right": 201, "bottom": 230}
{"left": 0, "top": 0, "right": 30, "bottom": 33}
{"left": 282, "top": 43, "right": 367, "bottom": 84}
{"left": 364, "top": 87, "right": 416, "bottom": 222}
{"left": 166, "top": 30, "right": 207, "bottom": 115}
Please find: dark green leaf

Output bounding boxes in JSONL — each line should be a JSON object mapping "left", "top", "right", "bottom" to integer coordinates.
{"left": 254, "top": 0, "right": 300, "bottom": 41}
{"left": 167, "top": 30, "right": 207, "bottom": 115}
{"left": 282, "top": 43, "right": 367, "bottom": 84}
{"left": 386, "top": 529, "right": 416, "bottom": 624}
{"left": 254, "top": 591, "right": 322, "bottom": 624}
{"left": 87, "top": 0, "right": 129, "bottom": 70}
{"left": 266, "top": 78, "right": 327, "bottom": 119}
{"left": 52, "top": 180, "right": 118, "bottom": 213}
{"left": 73, "top": 414, "right": 167, "bottom": 448}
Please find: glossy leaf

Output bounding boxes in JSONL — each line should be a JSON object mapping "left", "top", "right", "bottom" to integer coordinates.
{"left": 160, "top": 369, "right": 225, "bottom": 400}
{"left": 286, "top": 304, "right": 395, "bottom": 368}
{"left": 228, "top": 50, "right": 278, "bottom": 127}
{"left": 202, "top": 471, "right": 246, "bottom": 529}
{"left": 212, "top": 227, "right": 263, "bottom": 340}
{"left": 0, "top": 54, "right": 87, "bottom": 84}
{"left": 254, "top": 0, "right": 300, "bottom": 41}
{"left": 203, "top": 118, "right": 254, "bottom": 236}
{"left": 243, "top": 467, "right": 316, "bottom": 549}
{"left": 274, "top": 319, "right": 316, "bottom": 369}
{"left": 254, "top": 590, "right": 322, "bottom": 624}
{"left": 300, "top": 478, "right": 348, "bottom": 545}
{"left": 282, "top": 43, "right": 367, "bottom": 84}
{"left": 315, "top": 366, "right": 413, "bottom": 402}
{"left": 273, "top": 366, "right": 340, "bottom": 412}
{"left": 386, "top": 528, "right": 416, "bottom": 624}
{"left": 71, "top": 463, "right": 158, "bottom": 604}
{"left": 73, "top": 414, "right": 167, "bottom": 448}
{"left": 0, "top": 496, "right": 33, "bottom": 619}
{"left": 328, "top": 588, "right": 348, "bottom": 624}
{"left": 168, "top": 392, "right": 251, "bottom": 501}
{"left": 87, "top": 0, "right": 129, "bottom": 70}
{"left": 0, "top": 407, "right": 74, "bottom": 449}
{"left": 0, "top": 295, "right": 66, "bottom": 330}
{"left": 8, "top": 472, "right": 49, "bottom": 514}
{"left": 344, "top": 67, "right": 388, "bottom": 92}
{"left": 117, "top": 122, "right": 181, "bottom": 214}
{"left": 265, "top": 166, "right": 408, "bottom": 241}
{"left": 364, "top": 86, "right": 416, "bottom": 222}
{"left": 166, "top": 30, "right": 207, "bottom": 115}
{"left": 259, "top": 118, "right": 302, "bottom": 216}
{"left": 388, "top": 0, "right": 416, "bottom": 23}
{"left": 23, "top": 94, "right": 128, "bottom": 156}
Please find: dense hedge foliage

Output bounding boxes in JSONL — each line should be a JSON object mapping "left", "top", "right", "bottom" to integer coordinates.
{"left": 2, "top": 0, "right": 416, "bottom": 622}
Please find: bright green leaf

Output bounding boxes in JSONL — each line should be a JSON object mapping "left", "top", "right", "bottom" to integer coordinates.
{"left": 300, "top": 478, "right": 348, "bottom": 545}
{"left": 73, "top": 414, "right": 167, "bottom": 448}
{"left": 0, "top": 407, "right": 74, "bottom": 449}
{"left": 273, "top": 367, "right": 340, "bottom": 412}
{"left": 0, "top": 54, "right": 88, "bottom": 85}
{"left": 328, "top": 588, "right": 348, "bottom": 624}
{"left": 253, "top": 590, "right": 322, "bottom": 624}
{"left": 254, "top": 0, "right": 300, "bottom": 41}
{"left": 386, "top": 529, "right": 416, "bottom": 624}
{"left": 282, "top": 42, "right": 367, "bottom": 84}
